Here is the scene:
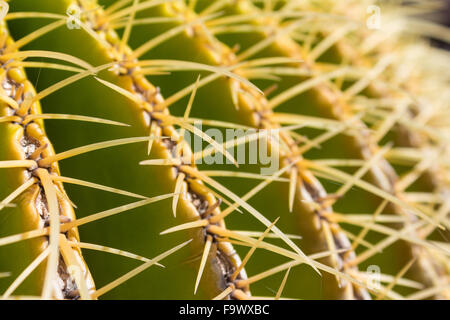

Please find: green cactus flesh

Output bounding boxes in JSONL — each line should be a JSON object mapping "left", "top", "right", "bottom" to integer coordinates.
{"left": 0, "top": 0, "right": 449, "bottom": 299}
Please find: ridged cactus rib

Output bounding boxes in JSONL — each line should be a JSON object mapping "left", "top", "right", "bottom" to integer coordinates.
{"left": 46, "top": 0, "right": 352, "bottom": 299}
{"left": 0, "top": 21, "right": 95, "bottom": 299}
{"left": 175, "top": 0, "right": 449, "bottom": 298}
{"left": 77, "top": 0, "right": 254, "bottom": 299}
{"left": 200, "top": 0, "right": 449, "bottom": 296}
{"left": 147, "top": 2, "right": 369, "bottom": 298}
{"left": 213, "top": 0, "right": 450, "bottom": 298}
{"left": 100, "top": 4, "right": 374, "bottom": 297}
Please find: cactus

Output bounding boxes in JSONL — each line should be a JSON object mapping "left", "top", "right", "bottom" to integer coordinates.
{"left": 0, "top": 0, "right": 449, "bottom": 300}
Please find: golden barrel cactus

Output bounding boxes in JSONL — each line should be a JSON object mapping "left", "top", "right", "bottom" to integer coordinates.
{"left": 0, "top": 0, "right": 449, "bottom": 300}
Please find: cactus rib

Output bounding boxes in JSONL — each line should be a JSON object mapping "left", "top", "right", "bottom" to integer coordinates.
{"left": 206, "top": 0, "right": 449, "bottom": 298}
{"left": 74, "top": 0, "right": 251, "bottom": 299}
{"left": 149, "top": 1, "right": 370, "bottom": 299}
{"left": 0, "top": 21, "right": 95, "bottom": 299}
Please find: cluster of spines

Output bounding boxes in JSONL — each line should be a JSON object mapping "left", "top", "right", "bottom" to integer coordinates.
{"left": 163, "top": 0, "right": 449, "bottom": 298}
{"left": 0, "top": 19, "right": 96, "bottom": 299}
